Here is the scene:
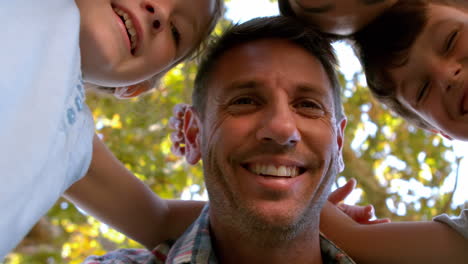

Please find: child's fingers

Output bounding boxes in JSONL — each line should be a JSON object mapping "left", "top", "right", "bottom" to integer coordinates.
{"left": 342, "top": 204, "right": 391, "bottom": 225}
{"left": 328, "top": 178, "right": 357, "bottom": 204}
{"left": 362, "top": 218, "right": 392, "bottom": 225}
{"left": 338, "top": 203, "right": 373, "bottom": 222}
{"left": 329, "top": 179, "right": 391, "bottom": 225}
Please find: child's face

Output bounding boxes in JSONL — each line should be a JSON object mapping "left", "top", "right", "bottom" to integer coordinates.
{"left": 76, "top": 0, "right": 215, "bottom": 87}
{"left": 286, "top": 0, "right": 397, "bottom": 35}
{"left": 388, "top": 4, "right": 468, "bottom": 141}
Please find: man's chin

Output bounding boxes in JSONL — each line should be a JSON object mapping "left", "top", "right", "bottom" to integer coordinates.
{"left": 236, "top": 205, "right": 316, "bottom": 246}
{"left": 241, "top": 203, "right": 311, "bottom": 231}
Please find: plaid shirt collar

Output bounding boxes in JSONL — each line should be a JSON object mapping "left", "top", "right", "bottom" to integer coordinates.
{"left": 154, "top": 205, "right": 355, "bottom": 264}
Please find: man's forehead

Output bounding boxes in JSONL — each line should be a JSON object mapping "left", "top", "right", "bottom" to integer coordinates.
{"left": 208, "top": 38, "right": 331, "bottom": 91}
{"left": 203, "top": 39, "right": 333, "bottom": 103}
{"left": 219, "top": 38, "right": 302, "bottom": 61}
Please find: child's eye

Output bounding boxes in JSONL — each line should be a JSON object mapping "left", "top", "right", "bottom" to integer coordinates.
{"left": 445, "top": 30, "right": 458, "bottom": 53}
{"left": 171, "top": 23, "right": 181, "bottom": 46}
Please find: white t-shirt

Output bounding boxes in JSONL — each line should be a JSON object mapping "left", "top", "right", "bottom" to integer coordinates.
{"left": 434, "top": 210, "right": 468, "bottom": 240}
{"left": 0, "top": 0, "right": 94, "bottom": 258}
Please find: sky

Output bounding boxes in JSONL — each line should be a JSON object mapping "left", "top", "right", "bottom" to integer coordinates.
{"left": 217, "top": 0, "right": 468, "bottom": 211}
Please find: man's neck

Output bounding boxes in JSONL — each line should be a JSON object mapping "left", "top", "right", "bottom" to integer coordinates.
{"left": 210, "top": 214, "right": 323, "bottom": 264}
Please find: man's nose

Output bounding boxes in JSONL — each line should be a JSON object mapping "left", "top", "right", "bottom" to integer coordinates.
{"left": 141, "top": 0, "right": 169, "bottom": 34}
{"left": 256, "top": 105, "right": 301, "bottom": 147}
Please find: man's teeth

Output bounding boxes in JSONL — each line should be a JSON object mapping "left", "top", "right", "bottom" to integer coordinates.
{"left": 250, "top": 164, "right": 300, "bottom": 177}
{"left": 113, "top": 7, "right": 138, "bottom": 50}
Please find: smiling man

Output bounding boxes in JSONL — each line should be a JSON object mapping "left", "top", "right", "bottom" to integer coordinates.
{"left": 83, "top": 16, "right": 352, "bottom": 264}
{"left": 178, "top": 16, "right": 349, "bottom": 264}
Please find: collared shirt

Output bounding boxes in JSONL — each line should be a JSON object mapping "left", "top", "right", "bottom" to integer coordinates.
{"left": 83, "top": 205, "right": 355, "bottom": 264}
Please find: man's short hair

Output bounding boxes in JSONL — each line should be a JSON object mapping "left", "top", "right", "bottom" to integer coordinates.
{"left": 351, "top": 0, "right": 466, "bottom": 130}
{"left": 192, "top": 16, "right": 344, "bottom": 123}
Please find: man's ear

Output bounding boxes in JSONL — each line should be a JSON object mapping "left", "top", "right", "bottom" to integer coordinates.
{"left": 336, "top": 118, "right": 347, "bottom": 173}
{"left": 114, "top": 81, "right": 152, "bottom": 99}
{"left": 183, "top": 107, "right": 202, "bottom": 165}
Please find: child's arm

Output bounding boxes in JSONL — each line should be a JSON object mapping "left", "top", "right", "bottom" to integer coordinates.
{"left": 64, "top": 135, "right": 205, "bottom": 249}
{"left": 320, "top": 201, "right": 468, "bottom": 264}
{"left": 280, "top": 0, "right": 397, "bottom": 35}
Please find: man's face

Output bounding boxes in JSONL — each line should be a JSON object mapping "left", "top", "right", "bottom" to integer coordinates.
{"left": 200, "top": 39, "right": 345, "bottom": 233}
{"left": 389, "top": 4, "right": 468, "bottom": 140}
{"left": 75, "top": 0, "right": 215, "bottom": 87}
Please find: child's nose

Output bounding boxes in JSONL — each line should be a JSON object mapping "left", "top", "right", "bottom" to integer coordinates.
{"left": 432, "top": 62, "right": 462, "bottom": 93}
{"left": 152, "top": 20, "right": 161, "bottom": 30}
{"left": 142, "top": 1, "right": 167, "bottom": 33}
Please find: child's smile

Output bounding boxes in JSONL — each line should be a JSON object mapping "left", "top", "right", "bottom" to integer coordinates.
{"left": 388, "top": 4, "right": 468, "bottom": 140}
{"left": 75, "top": 0, "right": 216, "bottom": 87}
{"left": 113, "top": 5, "right": 141, "bottom": 55}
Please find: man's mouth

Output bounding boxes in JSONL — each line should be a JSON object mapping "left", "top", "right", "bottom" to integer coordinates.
{"left": 243, "top": 163, "right": 305, "bottom": 178}
{"left": 113, "top": 6, "right": 138, "bottom": 54}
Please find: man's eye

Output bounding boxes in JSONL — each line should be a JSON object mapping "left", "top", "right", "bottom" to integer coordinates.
{"left": 295, "top": 100, "right": 321, "bottom": 109}
{"left": 445, "top": 30, "right": 458, "bottom": 53}
{"left": 294, "top": 100, "right": 325, "bottom": 117}
{"left": 171, "top": 23, "right": 181, "bottom": 46}
{"left": 226, "top": 97, "right": 259, "bottom": 115}
{"left": 231, "top": 97, "right": 256, "bottom": 105}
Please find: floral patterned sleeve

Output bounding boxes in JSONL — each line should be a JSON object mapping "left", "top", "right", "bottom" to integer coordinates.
{"left": 82, "top": 248, "right": 156, "bottom": 264}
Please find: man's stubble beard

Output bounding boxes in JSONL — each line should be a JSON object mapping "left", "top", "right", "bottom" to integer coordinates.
{"left": 203, "top": 146, "right": 336, "bottom": 248}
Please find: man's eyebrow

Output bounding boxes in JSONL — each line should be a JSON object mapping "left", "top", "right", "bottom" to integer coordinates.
{"left": 297, "top": 84, "right": 329, "bottom": 97}
{"left": 225, "top": 80, "right": 261, "bottom": 92}
{"left": 360, "top": 0, "right": 386, "bottom": 5}
{"left": 294, "top": 0, "right": 334, "bottom": 13}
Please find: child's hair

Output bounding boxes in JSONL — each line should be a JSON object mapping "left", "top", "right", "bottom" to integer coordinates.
{"left": 96, "top": 0, "right": 225, "bottom": 97}
{"left": 277, "top": 0, "right": 295, "bottom": 17}
{"left": 351, "top": 0, "right": 466, "bottom": 130}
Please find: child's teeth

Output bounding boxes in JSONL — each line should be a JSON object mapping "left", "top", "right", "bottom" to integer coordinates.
{"left": 113, "top": 7, "right": 138, "bottom": 51}
{"left": 125, "top": 19, "right": 133, "bottom": 28}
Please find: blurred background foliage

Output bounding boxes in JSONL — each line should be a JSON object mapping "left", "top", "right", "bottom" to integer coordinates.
{"left": 5, "top": 2, "right": 465, "bottom": 263}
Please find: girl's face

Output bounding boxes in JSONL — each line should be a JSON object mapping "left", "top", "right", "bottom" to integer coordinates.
{"left": 76, "top": 0, "right": 215, "bottom": 87}
{"left": 388, "top": 4, "right": 468, "bottom": 141}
